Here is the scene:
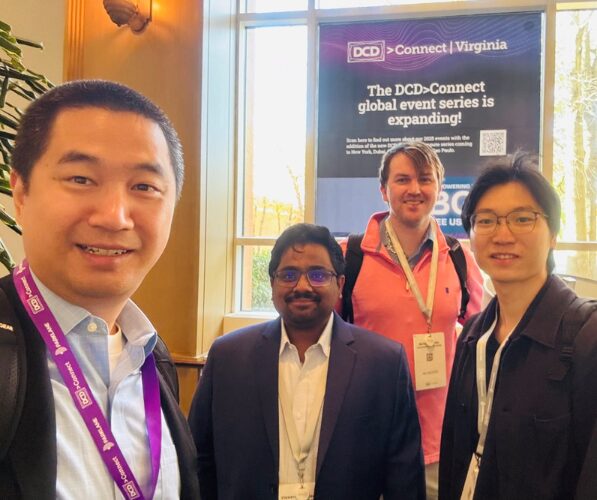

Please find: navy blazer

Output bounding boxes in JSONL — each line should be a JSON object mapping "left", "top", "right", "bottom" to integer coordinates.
{"left": 189, "top": 312, "right": 424, "bottom": 500}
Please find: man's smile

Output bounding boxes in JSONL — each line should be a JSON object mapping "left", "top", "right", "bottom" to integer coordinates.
{"left": 76, "top": 244, "right": 133, "bottom": 256}
{"left": 490, "top": 252, "right": 519, "bottom": 260}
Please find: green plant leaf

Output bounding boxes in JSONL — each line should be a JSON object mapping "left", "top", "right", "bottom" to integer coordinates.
{"left": 0, "top": 32, "right": 22, "bottom": 57}
{"left": 0, "top": 74, "right": 9, "bottom": 106}
{"left": 0, "top": 130, "right": 16, "bottom": 139}
{"left": 10, "top": 82, "right": 36, "bottom": 100}
{"left": 0, "top": 239, "right": 15, "bottom": 270}
{"left": 0, "top": 112, "right": 18, "bottom": 128}
{"left": 14, "top": 37, "right": 43, "bottom": 50}
{"left": 0, "top": 208, "right": 20, "bottom": 233}
{"left": 0, "top": 17, "right": 52, "bottom": 272}
{"left": 0, "top": 67, "right": 41, "bottom": 81}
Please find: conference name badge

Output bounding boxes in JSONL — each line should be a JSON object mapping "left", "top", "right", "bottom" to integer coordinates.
{"left": 279, "top": 482, "right": 315, "bottom": 500}
{"left": 413, "top": 332, "right": 446, "bottom": 391}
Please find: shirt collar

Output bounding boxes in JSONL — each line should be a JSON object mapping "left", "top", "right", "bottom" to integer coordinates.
{"left": 381, "top": 217, "right": 435, "bottom": 267}
{"left": 279, "top": 312, "right": 334, "bottom": 357}
{"left": 30, "top": 271, "right": 157, "bottom": 354}
{"left": 463, "top": 275, "right": 571, "bottom": 349}
{"left": 409, "top": 222, "right": 434, "bottom": 264}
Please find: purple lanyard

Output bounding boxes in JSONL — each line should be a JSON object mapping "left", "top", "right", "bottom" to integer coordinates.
{"left": 13, "top": 261, "right": 162, "bottom": 500}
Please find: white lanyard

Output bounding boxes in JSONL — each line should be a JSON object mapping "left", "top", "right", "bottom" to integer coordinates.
{"left": 385, "top": 218, "right": 439, "bottom": 329}
{"left": 461, "top": 319, "right": 513, "bottom": 500}
{"left": 278, "top": 364, "right": 326, "bottom": 486}
{"left": 475, "top": 320, "right": 509, "bottom": 455}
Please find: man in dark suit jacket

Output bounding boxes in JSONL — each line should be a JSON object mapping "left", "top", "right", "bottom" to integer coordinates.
{"left": 189, "top": 223, "right": 424, "bottom": 500}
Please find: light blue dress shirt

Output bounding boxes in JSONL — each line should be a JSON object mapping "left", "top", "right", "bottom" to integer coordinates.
{"left": 32, "top": 275, "right": 181, "bottom": 499}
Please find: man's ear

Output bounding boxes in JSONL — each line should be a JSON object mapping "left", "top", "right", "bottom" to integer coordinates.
{"left": 10, "top": 170, "right": 26, "bottom": 221}
{"left": 337, "top": 274, "right": 346, "bottom": 297}
{"left": 549, "top": 231, "right": 557, "bottom": 250}
{"left": 379, "top": 183, "right": 389, "bottom": 204}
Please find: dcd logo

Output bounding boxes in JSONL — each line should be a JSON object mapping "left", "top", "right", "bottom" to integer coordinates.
{"left": 76, "top": 388, "right": 93, "bottom": 409}
{"left": 27, "top": 295, "right": 44, "bottom": 314}
{"left": 348, "top": 41, "right": 385, "bottom": 63}
{"left": 124, "top": 481, "right": 140, "bottom": 499}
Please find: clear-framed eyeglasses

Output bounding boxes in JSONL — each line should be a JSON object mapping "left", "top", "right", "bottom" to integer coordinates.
{"left": 273, "top": 269, "right": 338, "bottom": 287}
{"left": 470, "top": 209, "right": 549, "bottom": 235}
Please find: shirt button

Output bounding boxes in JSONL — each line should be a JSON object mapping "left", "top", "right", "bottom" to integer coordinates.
{"left": 87, "top": 322, "right": 98, "bottom": 333}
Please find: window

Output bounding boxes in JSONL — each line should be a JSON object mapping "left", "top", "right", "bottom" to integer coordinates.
{"left": 200, "top": 0, "right": 597, "bottom": 339}
{"left": 552, "top": 3, "right": 597, "bottom": 280}
{"left": 238, "top": 25, "right": 307, "bottom": 311}
{"left": 319, "top": 0, "right": 455, "bottom": 7}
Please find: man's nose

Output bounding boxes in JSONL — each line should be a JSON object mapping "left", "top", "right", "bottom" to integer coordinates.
{"left": 88, "top": 188, "right": 134, "bottom": 231}
{"left": 408, "top": 179, "right": 422, "bottom": 194}
{"left": 492, "top": 217, "right": 516, "bottom": 242}
{"left": 293, "top": 272, "right": 313, "bottom": 291}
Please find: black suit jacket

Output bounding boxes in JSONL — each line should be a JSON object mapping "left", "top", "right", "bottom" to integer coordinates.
{"left": 0, "top": 275, "right": 199, "bottom": 499}
{"left": 189, "top": 313, "right": 424, "bottom": 500}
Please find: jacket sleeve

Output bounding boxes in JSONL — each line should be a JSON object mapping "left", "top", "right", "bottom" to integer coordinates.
{"left": 188, "top": 346, "right": 218, "bottom": 500}
{"left": 460, "top": 245, "right": 484, "bottom": 324}
{"left": 383, "top": 344, "right": 426, "bottom": 500}
{"left": 572, "top": 309, "right": 597, "bottom": 498}
{"left": 577, "top": 420, "right": 597, "bottom": 500}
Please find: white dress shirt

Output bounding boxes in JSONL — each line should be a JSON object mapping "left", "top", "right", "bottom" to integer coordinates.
{"left": 278, "top": 313, "right": 333, "bottom": 486}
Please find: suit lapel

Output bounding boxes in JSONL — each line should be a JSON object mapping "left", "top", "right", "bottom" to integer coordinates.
{"left": 316, "top": 315, "right": 356, "bottom": 475}
{"left": 256, "top": 318, "right": 282, "bottom": 472}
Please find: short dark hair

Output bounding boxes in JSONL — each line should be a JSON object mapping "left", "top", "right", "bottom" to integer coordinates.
{"left": 11, "top": 79, "right": 184, "bottom": 199}
{"left": 268, "top": 223, "right": 345, "bottom": 278}
{"left": 461, "top": 151, "right": 561, "bottom": 272}
{"left": 378, "top": 141, "right": 444, "bottom": 187}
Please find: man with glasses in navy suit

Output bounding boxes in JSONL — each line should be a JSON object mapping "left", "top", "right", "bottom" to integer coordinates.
{"left": 189, "top": 222, "right": 425, "bottom": 500}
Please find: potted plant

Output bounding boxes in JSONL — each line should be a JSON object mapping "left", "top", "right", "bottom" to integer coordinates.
{"left": 0, "top": 19, "right": 53, "bottom": 271}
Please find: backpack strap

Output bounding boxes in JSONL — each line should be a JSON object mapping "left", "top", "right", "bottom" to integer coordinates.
{"left": 341, "top": 233, "right": 364, "bottom": 323}
{"left": 0, "top": 286, "right": 24, "bottom": 461}
{"left": 553, "top": 297, "right": 597, "bottom": 379}
{"left": 153, "top": 335, "right": 180, "bottom": 402}
{"left": 563, "top": 298, "right": 597, "bottom": 354}
{"left": 445, "top": 235, "right": 469, "bottom": 320}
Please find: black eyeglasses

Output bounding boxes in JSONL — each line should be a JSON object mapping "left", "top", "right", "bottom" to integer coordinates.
{"left": 273, "top": 269, "right": 338, "bottom": 287}
{"left": 470, "top": 210, "right": 548, "bottom": 235}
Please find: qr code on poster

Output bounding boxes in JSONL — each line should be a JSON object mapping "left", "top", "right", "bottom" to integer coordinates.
{"left": 479, "top": 130, "right": 507, "bottom": 156}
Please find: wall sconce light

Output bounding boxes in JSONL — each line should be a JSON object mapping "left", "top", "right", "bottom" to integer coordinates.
{"left": 103, "top": 0, "right": 152, "bottom": 34}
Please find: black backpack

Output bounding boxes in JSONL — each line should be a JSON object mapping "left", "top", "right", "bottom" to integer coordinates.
{"left": 0, "top": 287, "right": 21, "bottom": 462}
{"left": 340, "top": 233, "right": 470, "bottom": 323}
